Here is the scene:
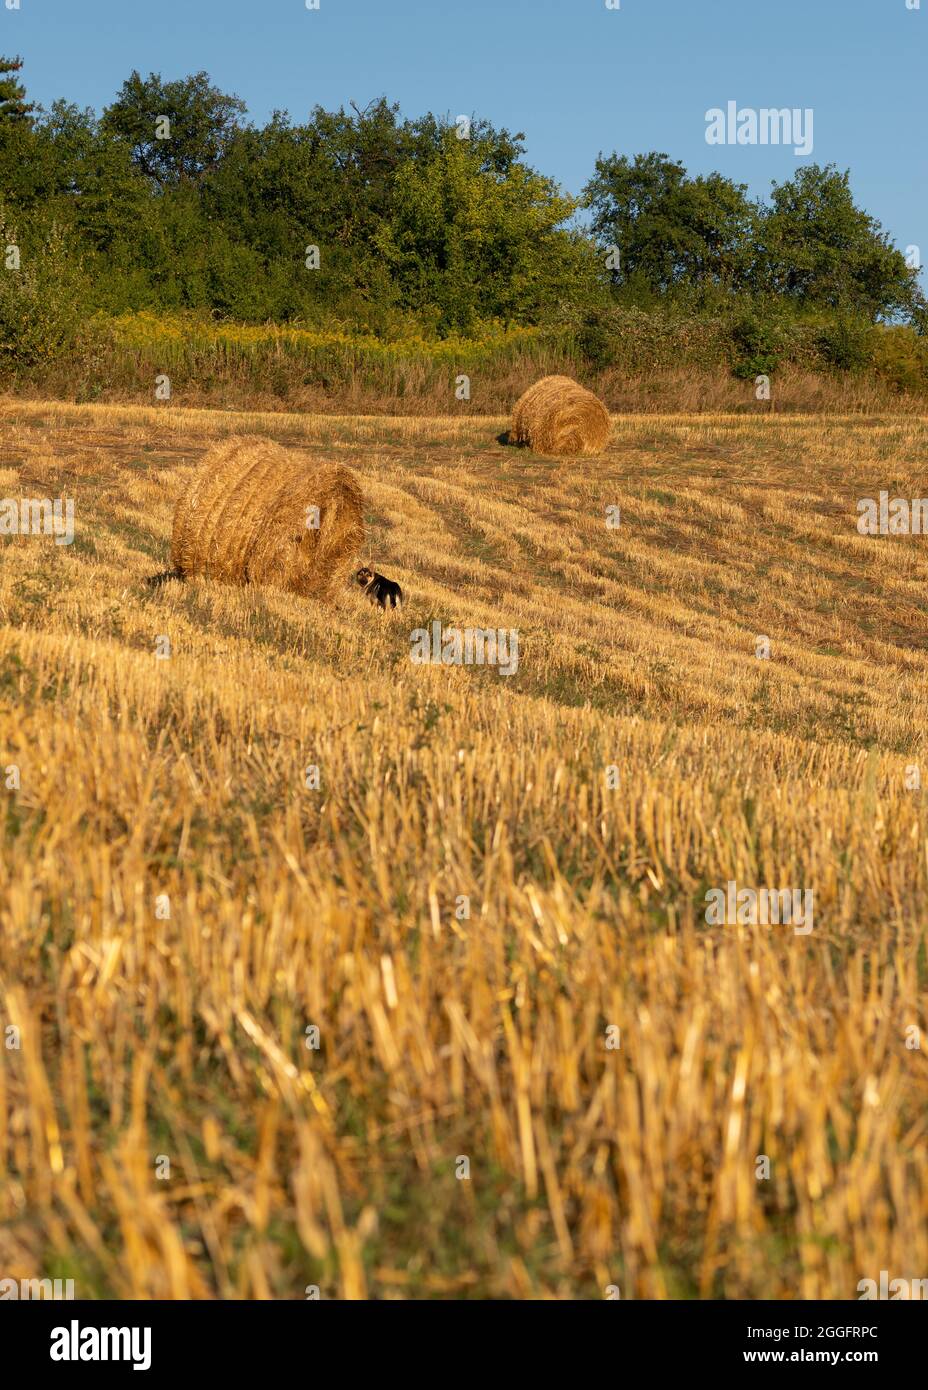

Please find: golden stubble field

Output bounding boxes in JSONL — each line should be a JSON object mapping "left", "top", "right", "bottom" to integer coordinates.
{"left": 0, "top": 399, "right": 926, "bottom": 1299}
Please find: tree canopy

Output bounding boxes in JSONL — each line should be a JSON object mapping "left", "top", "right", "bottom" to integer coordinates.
{"left": 0, "top": 57, "right": 922, "bottom": 335}
{"left": 583, "top": 152, "right": 922, "bottom": 323}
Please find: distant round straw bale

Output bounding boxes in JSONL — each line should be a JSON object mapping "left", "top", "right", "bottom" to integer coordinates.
{"left": 171, "top": 435, "right": 365, "bottom": 601}
{"left": 509, "top": 375, "right": 611, "bottom": 456}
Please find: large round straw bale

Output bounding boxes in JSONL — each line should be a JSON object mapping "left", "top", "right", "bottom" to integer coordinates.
{"left": 171, "top": 436, "right": 365, "bottom": 600}
{"left": 509, "top": 375, "right": 611, "bottom": 456}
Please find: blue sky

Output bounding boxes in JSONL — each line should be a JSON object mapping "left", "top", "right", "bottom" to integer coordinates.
{"left": 5, "top": 0, "right": 926, "bottom": 280}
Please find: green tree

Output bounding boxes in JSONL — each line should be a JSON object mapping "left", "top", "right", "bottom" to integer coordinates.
{"left": 583, "top": 152, "right": 758, "bottom": 297}
{"left": 0, "top": 56, "right": 35, "bottom": 123}
{"left": 375, "top": 121, "right": 598, "bottom": 332}
{"left": 754, "top": 165, "right": 923, "bottom": 322}
{"left": 0, "top": 100, "right": 160, "bottom": 314}
{"left": 101, "top": 70, "right": 246, "bottom": 186}
{"left": 201, "top": 101, "right": 413, "bottom": 318}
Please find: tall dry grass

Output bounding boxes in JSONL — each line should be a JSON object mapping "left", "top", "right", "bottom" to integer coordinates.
{"left": 0, "top": 398, "right": 926, "bottom": 1299}
{"left": 5, "top": 311, "right": 928, "bottom": 416}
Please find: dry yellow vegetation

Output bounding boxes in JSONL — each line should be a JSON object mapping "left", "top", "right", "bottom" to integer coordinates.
{"left": 0, "top": 399, "right": 926, "bottom": 1300}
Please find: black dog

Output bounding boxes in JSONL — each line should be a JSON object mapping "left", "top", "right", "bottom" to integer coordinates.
{"left": 356, "top": 565, "right": 403, "bottom": 610}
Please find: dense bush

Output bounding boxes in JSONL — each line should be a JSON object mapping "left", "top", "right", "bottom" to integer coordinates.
{"left": 869, "top": 326, "right": 928, "bottom": 394}
{"left": 815, "top": 316, "right": 873, "bottom": 371}
{"left": 0, "top": 207, "right": 84, "bottom": 364}
{"left": 730, "top": 312, "right": 784, "bottom": 379}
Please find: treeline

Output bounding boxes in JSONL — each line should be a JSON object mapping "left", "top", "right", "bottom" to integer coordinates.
{"left": 0, "top": 57, "right": 926, "bottom": 399}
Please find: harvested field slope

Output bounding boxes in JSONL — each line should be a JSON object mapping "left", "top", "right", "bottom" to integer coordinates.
{"left": 0, "top": 399, "right": 926, "bottom": 1300}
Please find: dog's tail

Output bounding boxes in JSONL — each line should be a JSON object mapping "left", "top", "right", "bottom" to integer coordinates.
{"left": 145, "top": 567, "right": 185, "bottom": 589}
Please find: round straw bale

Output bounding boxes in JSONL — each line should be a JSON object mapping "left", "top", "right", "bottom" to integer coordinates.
{"left": 171, "top": 435, "right": 365, "bottom": 600}
{"left": 509, "top": 375, "right": 611, "bottom": 456}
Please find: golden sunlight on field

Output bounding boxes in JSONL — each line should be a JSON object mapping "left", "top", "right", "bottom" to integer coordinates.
{"left": 0, "top": 399, "right": 926, "bottom": 1298}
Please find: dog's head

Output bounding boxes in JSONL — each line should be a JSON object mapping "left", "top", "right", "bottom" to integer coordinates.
{"left": 355, "top": 565, "right": 375, "bottom": 588}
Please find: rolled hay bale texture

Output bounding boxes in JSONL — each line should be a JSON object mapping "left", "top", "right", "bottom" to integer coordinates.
{"left": 509, "top": 375, "right": 611, "bottom": 456}
{"left": 171, "top": 436, "right": 365, "bottom": 600}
